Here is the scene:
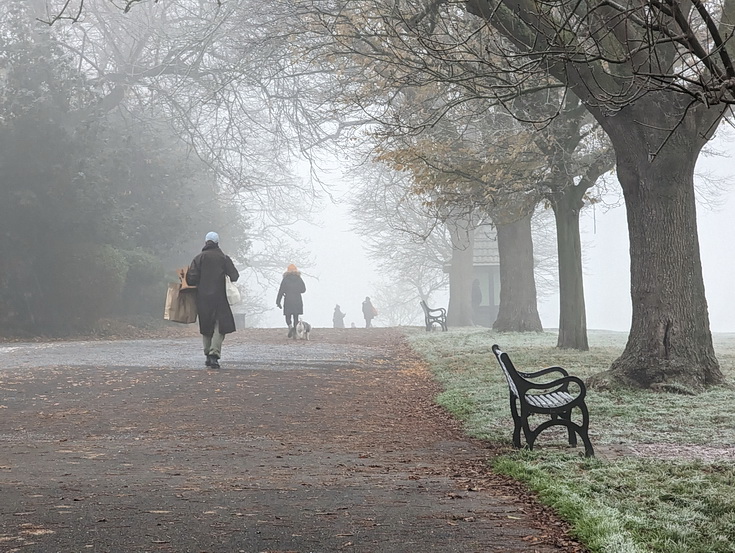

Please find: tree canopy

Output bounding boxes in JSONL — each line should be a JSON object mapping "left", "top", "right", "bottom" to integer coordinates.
{"left": 0, "top": 3, "right": 246, "bottom": 333}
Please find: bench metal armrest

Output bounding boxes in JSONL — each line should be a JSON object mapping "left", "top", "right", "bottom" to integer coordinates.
{"left": 522, "top": 375, "right": 587, "bottom": 399}
{"left": 519, "top": 366, "right": 569, "bottom": 379}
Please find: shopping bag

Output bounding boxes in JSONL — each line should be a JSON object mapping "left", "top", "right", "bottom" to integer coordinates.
{"left": 225, "top": 275, "right": 241, "bottom": 306}
{"left": 177, "top": 267, "right": 196, "bottom": 290}
{"left": 164, "top": 282, "right": 198, "bottom": 323}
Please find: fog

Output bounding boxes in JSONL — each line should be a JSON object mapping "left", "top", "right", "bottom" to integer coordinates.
{"left": 2, "top": 2, "right": 733, "bottom": 340}
{"left": 261, "top": 192, "right": 383, "bottom": 330}
{"left": 260, "top": 135, "right": 735, "bottom": 333}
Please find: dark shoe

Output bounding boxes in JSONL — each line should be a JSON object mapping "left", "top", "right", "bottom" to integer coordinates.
{"left": 209, "top": 357, "right": 220, "bottom": 369}
{"left": 205, "top": 355, "right": 213, "bottom": 367}
{"left": 287, "top": 327, "right": 294, "bottom": 338}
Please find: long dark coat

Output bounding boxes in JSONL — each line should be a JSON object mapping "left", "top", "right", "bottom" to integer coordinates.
{"left": 333, "top": 307, "right": 346, "bottom": 328}
{"left": 362, "top": 299, "right": 376, "bottom": 322}
{"left": 276, "top": 271, "right": 306, "bottom": 316}
{"left": 186, "top": 242, "right": 239, "bottom": 336}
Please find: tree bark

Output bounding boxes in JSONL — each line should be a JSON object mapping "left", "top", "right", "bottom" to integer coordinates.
{"left": 446, "top": 219, "right": 474, "bottom": 327}
{"left": 493, "top": 212, "right": 543, "bottom": 332}
{"left": 586, "top": 102, "right": 724, "bottom": 391}
{"left": 551, "top": 186, "right": 588, "bottom": 350}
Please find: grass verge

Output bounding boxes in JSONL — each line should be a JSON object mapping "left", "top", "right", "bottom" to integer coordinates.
{"left": 407, "top": 328, "right": 735, "bottom": 553}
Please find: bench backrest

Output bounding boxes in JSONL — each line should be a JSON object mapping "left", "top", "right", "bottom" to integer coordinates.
{"left": 492, "top": 345, "right": 520, "bottom": 398}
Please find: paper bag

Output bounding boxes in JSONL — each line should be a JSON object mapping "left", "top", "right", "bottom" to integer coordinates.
{"left": 164, "top": 282, "right": 198, "bottom": 323}
{"left": 177, "top": 267, "right": 196, "bottom": 290}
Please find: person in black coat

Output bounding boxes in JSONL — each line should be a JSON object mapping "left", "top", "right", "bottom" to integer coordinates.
{"left": 471, "top": 278, "right": 483, "bottom": 325}
{"left": 186, "top": 231, "right": 239, "bottom": 368}
{"left": 333, "top": 304, "right": 346, "bottom": 328}
{"left": 276, "top": 264, "right": 306, "bottom": 338}
{"left": 362, "top": 296, "right": 377, "bottom": 328}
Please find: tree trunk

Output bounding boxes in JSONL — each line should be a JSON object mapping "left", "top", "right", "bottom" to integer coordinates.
{"left": 587, "top": 104, "right": 724, "bottom": 392}
{"left": 551, "top": 187, "right": 588, "bottom": 350}
{"left": 493, "top": 212, "right": 543, "bottom": 332}
{"left": 447, "top": 220, "right": 474, "bottom": 327}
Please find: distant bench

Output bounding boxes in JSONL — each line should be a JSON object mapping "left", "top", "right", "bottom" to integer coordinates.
{"left": 491, "top": 344, "right": 594, "bottom": 457}
{"left": 420, "top": 300, "right": 447, "bottom": 331}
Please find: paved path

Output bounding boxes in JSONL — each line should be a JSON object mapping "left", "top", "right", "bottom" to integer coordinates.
{"left": 0, "top": 328, "right": 581, "bottom": 552}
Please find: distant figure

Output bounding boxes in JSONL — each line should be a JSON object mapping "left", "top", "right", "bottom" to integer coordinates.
{"left": 276, "top": 264, "right": 306, "bottom": 339}
{"left": 333, "top": 304, "right": 346, "bottom": 328}
{"left": 186, "top": 231, "right": 239, "bottom": 369}
{"left": 350, "top": 322, "right": 356, "bottom": 329}
{"left": 471, "top": 278, "right": 482, "bottom": 324}
{"left": 362, "top": 296, "right": 377, "bottom": 328}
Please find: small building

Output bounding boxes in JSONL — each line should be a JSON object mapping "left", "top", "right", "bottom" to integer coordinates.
{"left": 472, "top": 226, "right": 500, "bottom": 327}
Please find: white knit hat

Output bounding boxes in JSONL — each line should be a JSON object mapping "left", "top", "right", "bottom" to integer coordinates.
{"left": 205, "top": 231, "right": 219, "bottom": 244}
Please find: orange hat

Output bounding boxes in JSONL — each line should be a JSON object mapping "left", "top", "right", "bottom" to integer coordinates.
{"left": 287, "top": 264, "right": 298, "bottom": 272}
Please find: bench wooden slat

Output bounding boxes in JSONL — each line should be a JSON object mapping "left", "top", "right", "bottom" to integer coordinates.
{"left": 526, "top": 391, "right": 574, "bottom": 409}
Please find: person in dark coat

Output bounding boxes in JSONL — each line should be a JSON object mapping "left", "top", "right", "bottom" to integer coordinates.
{"left": 362, "top": 296, "right": 377, "bottom": 328}
{"left": 186, "top": 231, "right": 239, "bottom": 368}
{"left": 333, "top": 304, "right": 346, "bottom": 328}
{"left": 276, "top": 264, "right": 306, "bottom": 338}
{"left": 471, "top": 278, "right": 482, "bottom": 325}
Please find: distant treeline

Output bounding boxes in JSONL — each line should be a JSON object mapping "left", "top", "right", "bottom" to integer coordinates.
{"left": 0, "top": 14, "right": 246, "bottom": 336}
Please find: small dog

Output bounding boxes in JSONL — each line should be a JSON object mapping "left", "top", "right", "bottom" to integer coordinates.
{"left": 295, "top": 319, "right": 312, "bottom": 340}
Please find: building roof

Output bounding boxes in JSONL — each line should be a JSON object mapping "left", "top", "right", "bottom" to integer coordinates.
{"left": 442, "top": 225, "right": 499, "bottom": 273}
{"left": 474, "top": 226, "right": 499, "bottom": 266}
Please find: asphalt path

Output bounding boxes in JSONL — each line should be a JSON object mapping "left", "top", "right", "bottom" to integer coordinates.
{"left": 0, "top": 328, "right": 582, "bottom": 553}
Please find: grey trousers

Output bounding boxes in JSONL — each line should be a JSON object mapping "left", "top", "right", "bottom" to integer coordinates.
{"left": 203, "top": 320, "right": 225, "bottom": 358}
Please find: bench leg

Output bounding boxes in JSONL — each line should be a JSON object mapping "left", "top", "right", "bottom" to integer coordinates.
{"left": 581, "top": 435, "right": 595, "bottom": 457}
{"left": 522, "top": 409, "right": 594, "bottom": 457}
{"left": 509, "top": 398, "right": 523, "bottom": 449}
{"left": 520, "top": 410, "right": 537, "bottom": 450}
{"left": 557, "top": 411, "right": 578, "bottom": 447}
{"left": 578, "top": 403, "right": 594, "bottom": 457}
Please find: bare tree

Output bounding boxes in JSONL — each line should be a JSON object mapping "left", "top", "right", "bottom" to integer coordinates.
{"left": 371, "top": 88, "right": 609, "bottom": 334}
{"left": 371, "top": 280, "right": 426, "bottom": 327}
{"left": 529, "top": 95, "right": 616, "bottom": 348}
{"left": 49, "top": 0, "right": 311, "bottom": 196}
{"left": 283, "top": 0, "right": 728, "bottom": 388}
{"left": 298, "top": 0, "right": 727, "bottom": 386}
{"left": 349, "top": 163, "right": 451, "bottom": 308}
{"left": 39, "top": 1, "right": 560, "bottom": 334}
{"left": 461, "top": 0, "right": 731, "bottom": 390}
{"left": 38, "top": 0, "right": 326, "bottom": 295}
{"left": 262, "top": 0, "right": 610, "bottom": 341}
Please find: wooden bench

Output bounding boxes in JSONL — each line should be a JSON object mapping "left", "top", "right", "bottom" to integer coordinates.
{"left": 420, "top": 300, "right": 447, "bottom": 331}
{"left": 491, "top": 344, "right": 594, "bottom": 457}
